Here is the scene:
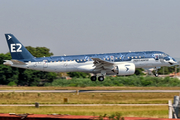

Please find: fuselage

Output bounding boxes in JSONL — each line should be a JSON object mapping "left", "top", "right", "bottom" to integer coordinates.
{"left": 9, "top": 51, "right": 176, "bottom": 75}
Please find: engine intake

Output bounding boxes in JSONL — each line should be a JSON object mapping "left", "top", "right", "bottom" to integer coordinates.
{"left": 113, "top": 63, "right": 135, "bottom": 75}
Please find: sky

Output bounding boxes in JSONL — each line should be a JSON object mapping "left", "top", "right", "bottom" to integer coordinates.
{"left": 0, "top": 0, "right": 180, "bottom": 58}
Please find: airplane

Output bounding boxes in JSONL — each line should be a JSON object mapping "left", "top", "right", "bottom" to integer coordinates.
{"left": 3, "top": 34, "right": 177, "bottom": 81}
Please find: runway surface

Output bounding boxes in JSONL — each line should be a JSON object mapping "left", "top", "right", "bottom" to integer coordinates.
{"left": 0, "top": 104, "right": 167, "bottom": 106}
{"left": 0, "top": 90, "right": 180, "bottom": 93}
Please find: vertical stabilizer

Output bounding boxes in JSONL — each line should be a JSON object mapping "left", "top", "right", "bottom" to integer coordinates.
{"left": 5, "top": 34, "right": 34, "bottom": 60}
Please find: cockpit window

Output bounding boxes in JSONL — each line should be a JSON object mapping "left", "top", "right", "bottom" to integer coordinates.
{"left": 163, "top": 53, "right": 169, "bottom": 57}
{"left": 159, "top": 53, "right": 169, "bottom": 59}
{"left": 172, "top": 58, "right": 176, "bottom": 62}
{"left": 164, "top": 57, "right": 170, "bottom": 61}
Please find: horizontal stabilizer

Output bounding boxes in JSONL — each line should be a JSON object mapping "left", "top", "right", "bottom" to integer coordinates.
{"left": 4, "top": 60, "right": 26, "bottom": 66}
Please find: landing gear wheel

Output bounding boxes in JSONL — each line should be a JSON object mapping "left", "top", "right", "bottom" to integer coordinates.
{"left": 154, "top": 68, "right": 159, "bottom": 77}
{"left": 91, "top": 76, "right": 97, "bottom": 81}
{"left": 154, "top": 73, "right": 159, "bottom": 77}
{"left": 98, "top": 76, "right": 104, "bottom": 81}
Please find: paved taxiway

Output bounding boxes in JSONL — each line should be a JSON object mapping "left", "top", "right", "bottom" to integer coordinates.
{"left": 0, "top": 90, "right": 180, "bottom": 93}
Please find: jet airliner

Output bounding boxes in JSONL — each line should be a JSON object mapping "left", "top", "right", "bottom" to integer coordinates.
{"left": 3, "top": 34, "right": 177, "bottom": 81}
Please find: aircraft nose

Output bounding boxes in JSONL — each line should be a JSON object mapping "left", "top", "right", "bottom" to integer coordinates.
{"left": 172, "top": 58, "right": 177, "bottom": 62}
{"left": 169, "top": 57, "right": 177, "bottom": 65}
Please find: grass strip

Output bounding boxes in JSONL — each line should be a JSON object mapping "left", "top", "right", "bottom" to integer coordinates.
{"left": 0, "top": 92, "right": 177, "bottom": 104}
{"left": 0, "top": 106, "right": 168, "bottom": 118}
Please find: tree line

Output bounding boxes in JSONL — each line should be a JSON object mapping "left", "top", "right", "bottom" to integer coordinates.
{"left": 45, "top": 76, "right": 180, "bottom": 87}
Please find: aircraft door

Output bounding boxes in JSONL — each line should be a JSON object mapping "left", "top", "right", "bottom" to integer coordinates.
{"left": 110, "top": 56, "right": 114, "bottom": 62}
{"left": 154, "top": 55, "right": 159, "bottom": 61}
{"left": 43, "top": 60, "right": 48, "bottom": 68}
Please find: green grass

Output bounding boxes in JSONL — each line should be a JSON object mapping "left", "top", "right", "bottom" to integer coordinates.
{"left": 0, "top": 87, "right": 175, "bottom": 118}
{"left": 0, "top": 92, "right": 177, "bottom": 104}
{"left": 0, "top": 106, "right": 168, "bottom": 118}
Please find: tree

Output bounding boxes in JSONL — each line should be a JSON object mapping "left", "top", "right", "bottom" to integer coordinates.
{"left": 67, "top": 72, "right": 90, "bottom": 78}
{"left": 26, "top": 46, "right": 53, "bottom": 57}
{"left": 158, "top": 66, "right": 179, "bottom": 75}
{"left": 134, "top": 68, "right": 145, "bottom": 75}
{"left": 0, "top": 53, "right": 11, "bottom": 64}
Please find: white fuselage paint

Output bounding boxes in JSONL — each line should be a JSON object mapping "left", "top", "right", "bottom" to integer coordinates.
{"left": 11, "top": 58, "right": 171, "bottom": 74}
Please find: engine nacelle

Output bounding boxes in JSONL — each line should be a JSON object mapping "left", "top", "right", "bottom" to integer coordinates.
{"left": 114, "top": 63, "right": 135, "bottom": 75}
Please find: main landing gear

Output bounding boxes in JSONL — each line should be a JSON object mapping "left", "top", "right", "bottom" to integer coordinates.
{"left": 154, "top": 72, "right": 159, "bottom": 77}
{"left": 90, "top": 76, "right": 104, "bottom": 81}
{"left": 91, "top": 76, "right": 97, "bottom": 81}
{"left": 153, "top": 67, "right": 159, "bottom": 77}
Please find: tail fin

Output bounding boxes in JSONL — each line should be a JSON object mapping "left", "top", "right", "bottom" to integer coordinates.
{"left": 5, "top": 34, "right": 34, "bottom": 60}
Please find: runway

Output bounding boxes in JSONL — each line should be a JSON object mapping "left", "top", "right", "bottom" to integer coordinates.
{"left": 0, "top": 90, "right": 180, "bottom": 93}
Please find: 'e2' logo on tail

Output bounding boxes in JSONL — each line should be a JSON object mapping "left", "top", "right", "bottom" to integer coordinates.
{"left": 11, "top": 44, "right": 22, "bottom": 52}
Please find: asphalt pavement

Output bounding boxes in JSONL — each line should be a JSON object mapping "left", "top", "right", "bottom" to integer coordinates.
{"left": 0, "top": 90, "right": 180, "bottom": 93}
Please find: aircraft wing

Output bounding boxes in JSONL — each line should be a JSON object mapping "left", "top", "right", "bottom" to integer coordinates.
{"left": 91, "top": 58, "right": 114, "bottom": 71}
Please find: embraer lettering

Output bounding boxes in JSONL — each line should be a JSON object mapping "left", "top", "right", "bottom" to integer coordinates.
{"left": 133, "top": 59, "right": 149, "bottom": 62}
{"left": 11, "top": 44, "right": 22, "bottom": 52}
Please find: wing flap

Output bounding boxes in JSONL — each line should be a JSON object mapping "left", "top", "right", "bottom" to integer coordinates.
{"left": 91, "top": 58, "right": 114, "bottom": 71}
{"left": 91, "top": 58, "right": 114, "bottom": 65}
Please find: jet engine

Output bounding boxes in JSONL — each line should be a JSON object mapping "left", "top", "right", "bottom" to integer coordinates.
{"left": 113, "top": 63, "right": 135, "bottom": 75}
